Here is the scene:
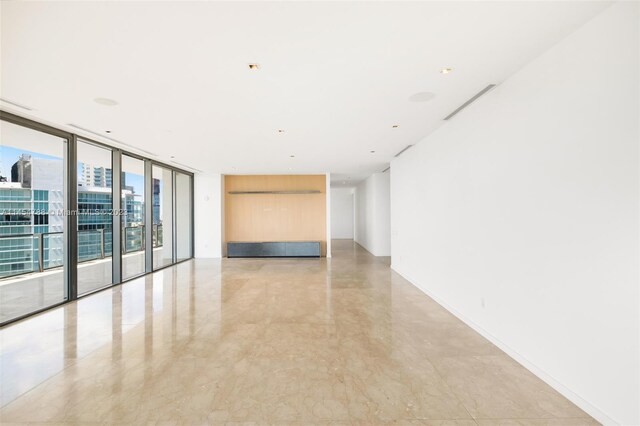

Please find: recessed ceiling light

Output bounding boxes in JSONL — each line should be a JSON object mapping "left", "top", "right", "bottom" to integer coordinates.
{"left": 440, "top": 68, "right": 453, "bottom": 74}
{"left": 290, "top": 155, "right": 295, "bottom": 158}
{"left": 94, "top": 97, "right": 118, "bottom": 106}
{"left": 409, "top": 92, "right": 436, "bottom": 102}
{"left": 105, "top": 130, "right": 112, "bottom": 133}
{"left": 370, "top": 150, "right": 375, "bottom": 154}
{"left": 170, "top": 156, "right": 175, "bottom": 159}
{"left": 248, "top": 63, "right": 260, "bottom": 70}
{"left": 392, "top": 125, "right": 399, "bottom": 128}
{"left": 277, "top": 129, "right": 285, "bottom": 133}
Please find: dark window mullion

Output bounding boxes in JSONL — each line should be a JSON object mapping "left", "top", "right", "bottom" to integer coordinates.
{"left": 65, "top": 135, "right": 78, "bottom": 301}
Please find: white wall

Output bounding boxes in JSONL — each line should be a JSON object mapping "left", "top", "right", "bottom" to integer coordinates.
{"left": 326, "top": 173, "right": 332, "bottom": 257}
{"left": 330, "top": 188, "right": 354, "bottom": 239}
{"left": 355, "top": 172, "right": 391, "bottom": 256}
{"left": 391, "top": 3, "right": 639, "bottom": 425}
{"left": 194, "top": 172, "right": 222, "bottom": 258}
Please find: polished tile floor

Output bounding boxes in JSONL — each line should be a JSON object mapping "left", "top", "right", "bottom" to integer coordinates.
{"left": 0, "top": 240, "right": 597, "bottom": 425}
{"left": 1, "top": 248, "right": 164, "bottom": 323}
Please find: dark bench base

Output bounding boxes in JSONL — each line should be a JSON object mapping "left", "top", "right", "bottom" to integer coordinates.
{"left": 227, "top": 241, "right": 321, "bottom": 258}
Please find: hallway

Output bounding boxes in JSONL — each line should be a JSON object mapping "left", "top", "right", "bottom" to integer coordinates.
{"left": 0, "top": 240, "right": 595, "bottom": 424}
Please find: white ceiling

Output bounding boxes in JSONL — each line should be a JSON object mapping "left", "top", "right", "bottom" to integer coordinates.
{"left": 0, "top": 1, "right": 610, "bottom": 184}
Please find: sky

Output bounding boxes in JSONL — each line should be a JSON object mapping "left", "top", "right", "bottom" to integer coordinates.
{"left": 1, "top": 144, "right": 144, "bottom": 195}
{"left": 0, "top": 145, "right": 60, "bottom": 178}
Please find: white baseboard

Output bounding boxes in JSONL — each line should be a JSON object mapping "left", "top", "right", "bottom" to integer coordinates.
{"left": 390, "top": 264, "right": 618, "bottom": 426}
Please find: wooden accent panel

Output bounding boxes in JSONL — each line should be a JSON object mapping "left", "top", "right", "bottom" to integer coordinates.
{"left": 224, "top": 175, "right": 327, "bottom": 256}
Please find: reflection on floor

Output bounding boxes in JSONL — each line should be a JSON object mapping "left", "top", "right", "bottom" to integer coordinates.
{"left": 0, "top": 248, "right": 168, "bottom": 323}
{"left": 0, "top": 240, "right": 597, "bottom": 424}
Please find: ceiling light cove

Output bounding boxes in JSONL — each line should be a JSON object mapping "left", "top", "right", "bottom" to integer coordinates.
{"left": 94, "top": 97, "right": 118, "bottom": 106}
{"left": 440, "top": 67, "right": 454, "bottom": 74}
{"left": 248, "top": 63, "right": 260, "bottom": 70}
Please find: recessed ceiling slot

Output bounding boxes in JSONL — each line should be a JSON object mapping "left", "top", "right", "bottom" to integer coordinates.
{"left": 444, "top": 84, "right": 496, "bottom": 121}
{"left": 394, "top": 145, "right": 414, "bottom": 158}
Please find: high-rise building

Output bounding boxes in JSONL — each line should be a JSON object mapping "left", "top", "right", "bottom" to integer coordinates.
{"left": 80, "top": 164, "right": 112, "bottom": 188}
{"left": 0, "top": 155, "right": 63, "bottom": 277}
{"left": 0, "top": 155, "right": 124, "bottom": 277}
{"left": 11, "top": 154, "right": 32, "bottom": 188}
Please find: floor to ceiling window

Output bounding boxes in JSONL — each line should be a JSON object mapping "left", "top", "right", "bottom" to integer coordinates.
{"left": 121, "top": 155, "right": 146, "bottom": 280}
{"left": 0, "top": 119, "right": 67, "bottom": 323}
{"left": 0, "top": 112, "right": 194, "bottom": 326}
{"left": 77, "top": 140, "right": 113, "bottom": 295}
{"left": 152, "top": 165, "right": 173, "bottom": 270}
{"left": 175, "top": 172, "right": 192, "bottom": 261}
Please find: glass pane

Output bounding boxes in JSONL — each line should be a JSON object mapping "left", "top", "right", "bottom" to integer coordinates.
{"left": 121, "top": 155, "right": 145, "bottom": 279}
{"left": 152, "top": 166, "right": 173, "bottom": 269}
{"left": 0, "top": 120, "right": 66, "bottom": 323}
{"left": 175, "top": 173, "right": 192, "bottom": 261}
{"left": 77, "top": 141, "right": 112, "bottom": 295}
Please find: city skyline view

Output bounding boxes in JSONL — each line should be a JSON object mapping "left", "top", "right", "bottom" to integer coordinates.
{"left": 0, "top": 144, "right": 162, "bottom": 280}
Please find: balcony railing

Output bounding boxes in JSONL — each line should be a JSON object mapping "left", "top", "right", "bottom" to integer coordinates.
{"left": 0, "top": 224, "right": 164, "bottom": 279}
{"left": 123, "top": 224, "right": 163, "bottom": 253}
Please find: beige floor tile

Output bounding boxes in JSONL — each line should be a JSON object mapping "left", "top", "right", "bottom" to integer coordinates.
{"left": 0, "top": 240, "right": 596, "bottom": 425}
{"left": 476, "top": 418, "right": 600, "bottom": 425}
{"left": 433, "top": 355, "right": 589, "bottom": 420}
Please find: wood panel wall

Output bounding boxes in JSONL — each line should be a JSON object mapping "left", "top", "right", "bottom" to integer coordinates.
{"left": 223, "top": 175, "right": 327, "bottom": 256}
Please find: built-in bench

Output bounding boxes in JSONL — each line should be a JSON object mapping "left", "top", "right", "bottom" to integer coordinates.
{"left": 227, "top": 241, "right": 321, "bottom": 258}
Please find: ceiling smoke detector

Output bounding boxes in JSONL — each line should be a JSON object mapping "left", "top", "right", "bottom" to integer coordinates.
{"left": 248, "top": 63, "right": 260, "bottom": 70}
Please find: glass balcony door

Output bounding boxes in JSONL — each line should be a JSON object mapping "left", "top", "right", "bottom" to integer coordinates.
{"left": 175, "top": 173, "right": 192, "bottom": 261}
{"left": 1, "top": 112, "right": 194, "bottom": 325}
{"left": 77, "top": 140, "right": 113, "bottom": 295}
{"left": 121, "top": 155, "right": 146, "bottom": 280}
{"left": 0, "top": 120, "right": 67, "bottom": 323}
{"left": 152, "top": 165, "right": 173, "bottom": 270}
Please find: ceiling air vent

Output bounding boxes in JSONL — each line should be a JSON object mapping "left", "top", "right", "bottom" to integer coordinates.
{"left": 68, "top": 123, "right": 157, "bottom": 157}
{"left": 0, "top": 98, "right": 33, "bottom": 111}
{"left": 68, "top": 123, "right": 114, "bottom": 140}
{"left": 394, "top": 145, "right": 413, "bottom": 158}
{"left": 444, "top": 84, "right": 496, "bottom": 121}
{"left": 170, "top": 160, "right": 202, "bottom": 173}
